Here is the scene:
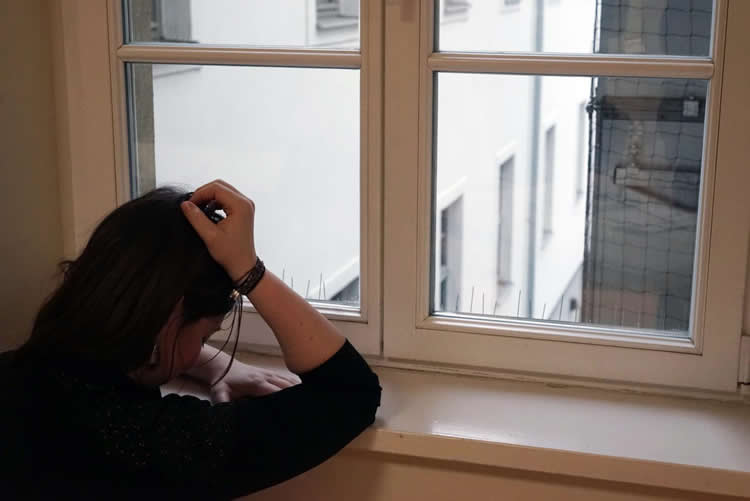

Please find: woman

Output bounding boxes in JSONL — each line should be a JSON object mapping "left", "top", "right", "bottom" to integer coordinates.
{"left": 2, "top": 180, "right": 381, "bottom": 499}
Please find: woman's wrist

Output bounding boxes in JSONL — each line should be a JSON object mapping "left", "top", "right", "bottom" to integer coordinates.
{"left": 185, "top": 345, "right": 230, "bottom": 384}
{"left": 235, "top": 257, "right": 265, "bottom": 297}
{"left": 228, "top": 253, "right": 257, "bottom": 283}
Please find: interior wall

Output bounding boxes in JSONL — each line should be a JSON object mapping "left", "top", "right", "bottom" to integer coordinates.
{"left": 0, "top": 0, "right": 63, "bottom": 350}
{"left": 246, "top": 451, "right": 738, "bottom": 501}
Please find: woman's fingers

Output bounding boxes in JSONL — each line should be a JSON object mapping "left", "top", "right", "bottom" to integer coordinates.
{"left": 268, "top": 375, "right": 295, "bottom": 389}
{"left": 190, "top": 181, "right": 244, "bottom": 214}
{"left": 182, "top": 179, "right": 257, "bottom": 281}
{"left": 180, "top": 201, "right": 219, "bottom": 242}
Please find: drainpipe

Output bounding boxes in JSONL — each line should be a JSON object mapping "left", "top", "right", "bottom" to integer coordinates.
{"left": 526, "top": 0, "right": 544, "bottom": 317}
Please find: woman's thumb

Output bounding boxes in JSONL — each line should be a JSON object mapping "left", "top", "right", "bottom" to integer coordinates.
{"left": 181, "top": 201, "right": 217, "bottom": 242}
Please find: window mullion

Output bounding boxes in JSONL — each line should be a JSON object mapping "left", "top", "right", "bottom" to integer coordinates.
{"left": 428, "top": 53, "right": 714, "bottom": 79}
{"left": 116, "top": 44, "right": 361, "bottom": 68}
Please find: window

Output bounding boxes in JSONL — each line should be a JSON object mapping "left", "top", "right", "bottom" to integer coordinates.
{"left": 316, "top": 0, "right": 359, "bottom": 32}
{"left": 114, "top": 0, "right": 379, "bottom": 355}
{"left": 497, "top": 157, "right": 514, "bottom": 300}
{"left": 64, "top": 0, "right": 748, "bottom": 395}
{"left": 150, "top": 0, "right": 192, "bottom": 43}
{"left": 126, "top": 0, "right": 360, "bottom": 48}
{"left": 383, "top": 0, "right": 748, "bottom": 394}
{"left": 436, "top": 197, "right": 463, "bottom": 312}
{"left": 444, "top": 0, "right": 471, "bottom": 16}
{"left": 331, "top": 277, "right": 360, "bottom": 305}
{"left": 542, "top": 126, "right": 555, "bottom": 242}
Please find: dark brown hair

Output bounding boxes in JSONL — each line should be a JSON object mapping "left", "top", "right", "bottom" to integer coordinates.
{"left": 18, "top": 186, "right": 236, "bottom": 373}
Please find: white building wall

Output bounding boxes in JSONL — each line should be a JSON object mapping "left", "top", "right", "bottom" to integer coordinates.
{"left": 435, "top": 0, "right": 592, "bottom": 318}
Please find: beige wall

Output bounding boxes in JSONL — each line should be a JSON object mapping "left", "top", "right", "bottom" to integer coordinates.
{"left": 246, "top": 450, "right": 739, "bottom": 501}
{"left": 0, "top": 0, "right": 63, "bottom": 350}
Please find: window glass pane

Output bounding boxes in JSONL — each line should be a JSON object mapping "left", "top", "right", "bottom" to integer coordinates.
{"left": 125, "top": 0, "right": 360, "bottom": 49}
{"left": 437, "top": 0, "right": 712, "bottom": 57}
{"left": 433, "top": 73, "right": 708, "bottom": 337}
{"left": 127, "top": 64, "right": 360, "bottom": 306}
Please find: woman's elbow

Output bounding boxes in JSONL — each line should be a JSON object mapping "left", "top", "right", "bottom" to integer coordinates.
{"left": 357, "top": 372, "right": 382, "bottom": 428}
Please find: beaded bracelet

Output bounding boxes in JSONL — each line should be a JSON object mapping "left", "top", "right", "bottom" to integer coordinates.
{"left": 234, "top": 257, "right": 266, "bottom": 297}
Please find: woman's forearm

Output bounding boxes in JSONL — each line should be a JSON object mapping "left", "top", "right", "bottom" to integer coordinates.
{"left": 248, "top": 271, "right": 345, "bottom": 375}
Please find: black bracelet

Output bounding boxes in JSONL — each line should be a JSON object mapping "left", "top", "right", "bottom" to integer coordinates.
{"left": 235, "top": 257, "right": 266, "bottom": 297}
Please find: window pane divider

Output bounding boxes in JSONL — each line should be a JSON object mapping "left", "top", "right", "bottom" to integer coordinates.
{"left": 117, "top": 44, "right": 361, "bottom": 68}
{"left": 428, "top": 53, "right": 713, "bottom": 79}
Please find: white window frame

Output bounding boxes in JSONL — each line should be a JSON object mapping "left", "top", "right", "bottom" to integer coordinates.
{"left": 384, "top": 0, "right": 749, "bottom": 394}
{"left": 52, "top": 1, "right": 749, "bottom": 396}
{"left": 51, "top": 0, "right": 383, "bottom": 356}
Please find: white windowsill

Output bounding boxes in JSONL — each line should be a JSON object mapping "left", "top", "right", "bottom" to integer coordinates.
{"left": 164, "top": 352, "right": 750, "bottom": 498}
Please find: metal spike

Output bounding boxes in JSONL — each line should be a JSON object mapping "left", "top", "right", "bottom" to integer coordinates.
{"left": 455, "top": 293, "right": 460, "bottom": 312}
{"left": 282, "top": 268, "right": 286, "bottom": 282}
{"left": 559, "top": 297, "right": 564, "bottom": 320}
{"left": 319, "top": 273, "right": 323, "bottom": 300}
{"left": 306, "top": 280, "right": 311, "bottom": 298}
{"left": 291, "top": 276, "right": 294, "bottom": 291}
{"left": 481, "top": 292, "right": 485, "bottom": 315}
{"left": 493, "top": 300, "right": 499, "bottom": 316}
{"left": 323, "top": 280, "right": 327, "bottom": 300}
{"left": 469, "top": 286, "right": 475, "bottom": 313}
{"left": 517, "top": 290, "right": 522, "bottom": 317}
{"left": 541, "top": 303, "right": 546, "bottom": 319}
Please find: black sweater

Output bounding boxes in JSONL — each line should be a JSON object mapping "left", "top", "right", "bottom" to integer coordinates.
{"left": 0, "top": 341, "right": 381, "bottom": 500}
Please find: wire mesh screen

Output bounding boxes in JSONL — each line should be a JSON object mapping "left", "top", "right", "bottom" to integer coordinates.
{"left": 579, "top": 1, "right": 712, "bottom": 335}
{"left": 583, "top": 74, "right": 709, "bottom": 335}
{"left": 594, "top": 0, "right": 713, "bottom": 57}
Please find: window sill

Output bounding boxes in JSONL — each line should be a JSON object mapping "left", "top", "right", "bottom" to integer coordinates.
{"left": 164, "top": 352, "right": 750, "bottom": 498}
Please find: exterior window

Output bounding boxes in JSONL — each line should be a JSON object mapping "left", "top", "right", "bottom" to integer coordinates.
{"left": 444, "top": 0, "right": 471, "bottom": 16}
{"left": 316, "top": 0, "right": 359, "bottom": 31}
{"left": 331, "top": 277, "right": 360, "bottom": 305}
{"left": 542, "top": 126, "right": 556, "bottom": 242}
{"left": 149, "top": 0, "right": 193, "bottom": 43}
{"left": 497, "top": 157, "right": 514, "bottom": 298}
{"left": 437, "top": 197, "right": 463, "bottom": 312}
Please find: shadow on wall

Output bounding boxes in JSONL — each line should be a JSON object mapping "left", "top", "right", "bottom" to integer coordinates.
{"left": 245, "top": 446, "right": 385, "bottom": 501}
{"left": 244, "top": 446, "right": 739, "bottom": 501}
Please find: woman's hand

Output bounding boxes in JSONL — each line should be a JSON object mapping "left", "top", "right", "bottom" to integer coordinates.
{"left": 209, "top": 360, "right": 300, "bottom": 404}
{"left": 181, "top": 180, "right": 258, "bottom": 282}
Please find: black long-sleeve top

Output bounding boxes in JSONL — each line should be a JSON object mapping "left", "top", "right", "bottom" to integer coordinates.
{"left": 0, "top": 340, "right": 381, "bottom": 499}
